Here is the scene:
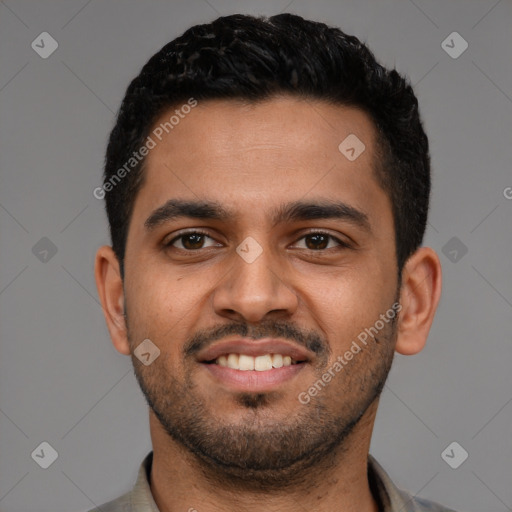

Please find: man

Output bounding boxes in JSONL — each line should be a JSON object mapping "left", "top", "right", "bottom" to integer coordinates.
{"left": 93, "top": 12, "right": 453, "bottom": 512}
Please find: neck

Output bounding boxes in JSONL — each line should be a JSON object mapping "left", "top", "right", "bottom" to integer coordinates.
{"left": 148, "top": 402, "right": 380, "bottom": 512}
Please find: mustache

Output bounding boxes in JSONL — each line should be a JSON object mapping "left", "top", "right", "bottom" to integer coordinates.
{"left": 184, "top": 320, "right": 330, "bottom": 360}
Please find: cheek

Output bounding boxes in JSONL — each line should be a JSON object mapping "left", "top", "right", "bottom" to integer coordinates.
{"left": 127, "top": 269, "right": 210, "bottom": 352}
{"left": 130, "top": 261, "right": 200, "bottom": 312}
{"left": 306, "top": 266, "right": 395, "bottom": 346}
{"left": 315, "top": 262, "right": 383, "bottom": 302}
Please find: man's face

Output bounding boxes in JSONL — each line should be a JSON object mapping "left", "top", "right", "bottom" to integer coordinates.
{"left": 123, "top": 96, "right": 399, "bottom": 482}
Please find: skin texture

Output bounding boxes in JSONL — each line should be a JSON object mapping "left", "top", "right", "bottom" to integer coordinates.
{"left": 95, "top": 96, "right": 442, "bottom": 512}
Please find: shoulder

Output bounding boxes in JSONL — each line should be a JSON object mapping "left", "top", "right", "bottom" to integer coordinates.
{"left": 396, "top": 487, "right": 459, "bottom": 512}
{"left": 84, "top": 451, "right": 155, "bottom": 512}
{"left": 85, "top": 490, "right": 132, "bottom": 512}
{"left": 368, "top": 454, "right": 460, "bottom": 512}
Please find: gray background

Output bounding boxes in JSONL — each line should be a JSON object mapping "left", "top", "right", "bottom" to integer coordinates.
{"left": 0, "top": 0, "right": 511, "bottom": 511}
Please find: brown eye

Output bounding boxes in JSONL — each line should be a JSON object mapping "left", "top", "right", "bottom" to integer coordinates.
{"left": 167, "top": 231, "right": 219, "bottom": 250}
{"left": 304, "top": 234, "right": 329, "bottom": 250}
{"left": 295, "top": 232, "right": 347, "bottom": 251}
{"left": 180, "top": 233, "right": 206, "bottom": 249}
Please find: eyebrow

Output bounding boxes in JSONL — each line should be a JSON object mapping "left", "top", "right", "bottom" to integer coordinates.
{"left": 144, "top": 199, "right": 231, "bottom": 230}
{"left": 144, "top": 198, "right": 371, "bottom": 233}
{"left": 271, "top": 200, "right": 371, "bottom": 232}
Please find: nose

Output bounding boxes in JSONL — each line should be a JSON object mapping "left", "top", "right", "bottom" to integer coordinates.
{"left": 212, "top": 241, "right": 299, "bottom": 324}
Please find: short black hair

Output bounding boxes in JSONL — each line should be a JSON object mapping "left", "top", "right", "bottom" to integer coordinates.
{"left": 102, "top": 13, "right": 430, "bottom": 278}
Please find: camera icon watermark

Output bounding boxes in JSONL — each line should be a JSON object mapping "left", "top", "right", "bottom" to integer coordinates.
{"left": 31, "top": 32, "right": 59, "bottom": 59}
{"left": 32, "top": 237, "right": 58, "bottom": 263}
{"left": 134, "top": 339, "right": 160, "bottom": 366}
{"left": 338, "top": 134, "right": 366, "bottom": 161}
{"left": 236, "top": 236, "right": 263, "bottom": 263}
{"left": 442, "top": 236, "right": 468, "bottom": 263}
{"left": 441, "top": 441, "right": 468, "bottom": 469}
{"left": 31, "top": 441, "right": 58, "bottom": 469}
{"left": 441, "top": 32, "right": 468, "bottom": 59}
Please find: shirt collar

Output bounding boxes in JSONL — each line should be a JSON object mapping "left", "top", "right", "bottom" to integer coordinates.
{"left": 129, "top": 451, "right": 160, "bottom": 511}
{"left": 123, "top": 451, "right": 440, "bottom": 512}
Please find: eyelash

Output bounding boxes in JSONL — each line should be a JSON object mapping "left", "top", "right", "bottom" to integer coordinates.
{"left": 164, "top": 229, "right": 350, "bottom": 252}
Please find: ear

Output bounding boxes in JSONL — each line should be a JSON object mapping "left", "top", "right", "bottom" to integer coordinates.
{"left": 395, "top": 247, "right": 442, "bottom": 355}
{"left": 94, "top": 246, "right": 131, "bottom": 356}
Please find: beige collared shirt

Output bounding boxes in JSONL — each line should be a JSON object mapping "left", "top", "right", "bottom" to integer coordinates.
{"left": 86, "top": 451, "right": 458, "bottom": 512}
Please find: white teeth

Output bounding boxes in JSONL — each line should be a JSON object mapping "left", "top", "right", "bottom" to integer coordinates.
{"left": 227, "top": 354, "right": 239, "bottom": 369}
{"left": 214, "top": 353, "right": 300, "bottom": 370}
{"left": 239, "top": 354, "right": 255, "bottom": 371}
{"left": 272, "top": 354, "right": 283, "bottom": 368}
{"left": 255, "top": 354, "right": 273, "bottom": 371}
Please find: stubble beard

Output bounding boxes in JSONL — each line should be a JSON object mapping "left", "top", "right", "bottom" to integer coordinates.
{"left": 128, "top": 315, "right": 397, "bottom": 488}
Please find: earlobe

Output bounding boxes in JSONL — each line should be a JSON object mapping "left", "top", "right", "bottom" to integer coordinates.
{"left": 395, "top": 247, "right": 442, "bottom": 356}
{"left": 94, "top": 246, "right": 131, "bottom": 356}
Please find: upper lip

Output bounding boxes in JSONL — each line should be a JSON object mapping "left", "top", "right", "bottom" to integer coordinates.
{"left": 197, "top": 338, "right": 313, "bottom": 363}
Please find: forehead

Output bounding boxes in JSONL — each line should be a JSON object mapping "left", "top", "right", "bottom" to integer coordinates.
{"left": 148, "top": 96, "right": 376, "bottom": 166}
{"left": 133, "top": 96, "right": 389, "bottom": 226}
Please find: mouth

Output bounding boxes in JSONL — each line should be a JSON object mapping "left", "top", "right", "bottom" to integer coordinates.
{"left": 197, "top": 339, "right": 312, "bottom": 392}
{"left": 204, "top": 353, "right": 305, "bottom": 371}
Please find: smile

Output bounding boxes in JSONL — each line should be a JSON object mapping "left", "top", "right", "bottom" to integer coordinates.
{"left": 208, "top": 353, "right": 303, "bottom": 371}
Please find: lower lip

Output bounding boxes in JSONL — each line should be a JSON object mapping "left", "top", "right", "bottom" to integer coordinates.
{"left": 201, "top": 362, "right": 306, "bottom": 392}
